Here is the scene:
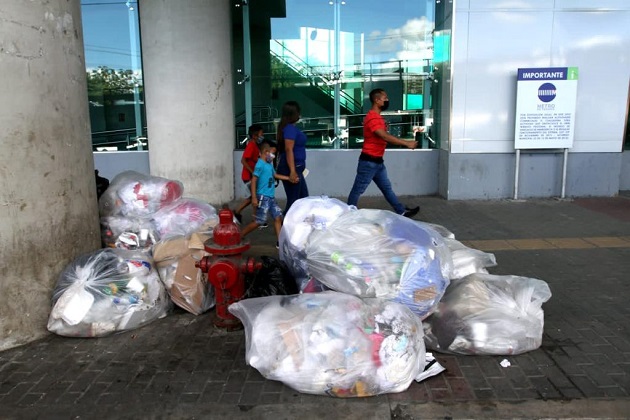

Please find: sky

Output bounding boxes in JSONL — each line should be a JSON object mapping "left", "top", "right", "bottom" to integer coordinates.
{"left": 273, "top": 0, "right": 431, "bottom": 37}
{"left": 273, "top": 0, "right": 434, "bottom": 66}
{"left": 81, "top": 0, "right": 139, "bottom": 71}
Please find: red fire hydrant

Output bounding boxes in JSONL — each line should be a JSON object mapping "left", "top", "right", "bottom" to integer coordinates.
{"left": 196, "top": 208, "right": 261, "bottom": 330}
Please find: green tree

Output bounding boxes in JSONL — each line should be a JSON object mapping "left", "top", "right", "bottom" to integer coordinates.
{"left": 86, "top": 66, "right": 140, "bottom": 97}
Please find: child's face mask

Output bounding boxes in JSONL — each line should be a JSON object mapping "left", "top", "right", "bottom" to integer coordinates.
{"left": 266, "top": 152, "right": 275, "bottom": 163}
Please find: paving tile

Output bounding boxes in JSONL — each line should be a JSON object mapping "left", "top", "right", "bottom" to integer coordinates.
{"left": 583, "top": 237, "right": 630, "bottom": 248}
{"left": 466, "top": 240, "right": 516, "bottom": 251}
{"left": 507, "top": 239, "right": 557, "bottom": 250}
{"left": 544, "top": 238, "right": 594, "bottom": 249}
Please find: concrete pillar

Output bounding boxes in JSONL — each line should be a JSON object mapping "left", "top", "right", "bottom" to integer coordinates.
{"left": 140, "top": 0, "right": 235, "bottom": 204}
{"left": 0, "top": 1, "right": 101, "bottom": 350}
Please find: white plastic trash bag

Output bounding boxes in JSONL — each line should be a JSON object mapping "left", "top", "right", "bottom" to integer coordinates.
{"left": 306, "top": 209, "right": 453, "bottom": 319}
{"left": 423, "top": 273, "right": 552, "bottom": 355}
{"left": 47, "top": 248, "right": 171, "bottom": 337}
{"left": 151, "top": 197, "right": 218, "bottom": 240}
{"left": 229, "top": 291, "right": 439, "bottom": 397}
{"left": 279, "top": 196, "right": 353, "bottom": 292}
{"left": 99, "top": 170, "right": 183, "bottom": 218}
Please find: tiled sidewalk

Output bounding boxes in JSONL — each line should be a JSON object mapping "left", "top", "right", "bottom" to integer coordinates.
{"left": 1, "top": 195, "right": 629, "bottom": 419}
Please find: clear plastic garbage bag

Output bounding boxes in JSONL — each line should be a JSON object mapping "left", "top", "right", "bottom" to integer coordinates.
{"left": 151, "top": 197, "right": 218, "bottom": 240}
{"left": 100, "top": 215, "right": 158, "bottom": 252}
{"left": 420, "top": 222, "right": 495, "bottom": 280}
{"left": 306, "top": 209, "right": 453, "bottom": 319}
{"left": 47, "top": 248, "right": 171, "bottom": 337}
{"left": 99, "top": 170, "right": 183, "bottom": 218}
{"left": 423, "top": 273, "right": 552, "bottom": 355}
{"left": 279, "top": 196, "right": 353, "bottom": 291}
{"left": 443, "top": 237, "right": 497, "bottom": 280}
{"left": 229, "top": 291, "right": 438, "bottom": 397}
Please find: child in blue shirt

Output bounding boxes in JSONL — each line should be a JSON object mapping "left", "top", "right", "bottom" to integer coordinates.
{"left": 241, "top": 141, "right": 290, "bottom": 246}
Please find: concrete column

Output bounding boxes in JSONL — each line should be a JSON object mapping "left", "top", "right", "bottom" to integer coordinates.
{"left": 140, "top": 0, "right": 235, "bottom": 204}
{"left": 0, "top": 1, "right": 100, "bottom": 350}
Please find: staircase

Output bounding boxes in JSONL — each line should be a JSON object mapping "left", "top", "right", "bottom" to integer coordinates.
{"left": 270, "top": 40, "right": 363, "bottom": 115}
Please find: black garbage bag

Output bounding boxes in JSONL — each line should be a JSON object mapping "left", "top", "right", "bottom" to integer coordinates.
{"left": 245, "top": 256, "right": 299, "bottom": 298}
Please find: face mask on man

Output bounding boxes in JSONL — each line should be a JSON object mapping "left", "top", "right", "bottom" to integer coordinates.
{"left": 380, "top": 100, "right": 390, "bottom": 111}
{"left": 266, "top": 152, "right": 275, "bottom": 163}
{"left": 256, "top": 135, "right": 264, "bottom": 144}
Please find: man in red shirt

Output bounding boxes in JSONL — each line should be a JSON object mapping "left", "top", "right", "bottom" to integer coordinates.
{"left": 234, "top": 124, "right": 264, "bottom": 223}
{"left": 347, "top": 88, "right": 420, "bottom": 218}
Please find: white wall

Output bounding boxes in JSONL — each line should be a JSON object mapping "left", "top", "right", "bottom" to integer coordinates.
{"left": 234, "top": 149, "right": 440, "bottom": 202}
{"left": 94, "top": 151, "right": 150, "bottom": 181}
{"left": 93, "top": 149, "right": 440, "bottom": 206}
{"left": 451, "top": 0, "right": 630, "bottom": 154}
{"left": 437, "top": 0, "right": 630, "bottom": 199}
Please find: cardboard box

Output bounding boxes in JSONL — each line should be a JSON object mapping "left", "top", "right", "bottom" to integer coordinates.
{"left": 170, "top": 251, "right": 214, "bottom": 315}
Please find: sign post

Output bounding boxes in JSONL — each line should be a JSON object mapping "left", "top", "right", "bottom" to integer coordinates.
{"left": 513, "top": 67, "right": 578, "bottom": 199}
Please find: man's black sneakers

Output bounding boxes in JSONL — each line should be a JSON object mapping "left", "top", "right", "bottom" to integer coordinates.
{"left": 258, "top": 223, "right": 269, "bottom": 230}
{"left": 402, "top": 206, "right": 420, "bottom": 218}
{"left": 234, "top": 212, "right": 243, "bottom": 224}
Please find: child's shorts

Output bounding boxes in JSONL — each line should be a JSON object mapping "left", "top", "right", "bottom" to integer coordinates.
{"left": 255, "top": 196, "right": 282, "bottom": 225}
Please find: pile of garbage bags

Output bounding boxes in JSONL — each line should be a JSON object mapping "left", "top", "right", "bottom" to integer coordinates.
{"left": 99, "top": 171, "right": 218, "bottom": 251}
{"left": 98, "top": 171, "right": 218, "bottom": 317}
{"left": 229, "top": 291, "right": 443, "bottom": 397}
{"left": 274, "top": 196, "right": 551, "bottom": 359}
{"left": 47, "top": 171, "right": 222, "bottom": 338}
{"left": 46, "top": 174, "right": 553, "bottom": 397}
{"left": 47, "top": 248, "right": 170, "bottom": 337}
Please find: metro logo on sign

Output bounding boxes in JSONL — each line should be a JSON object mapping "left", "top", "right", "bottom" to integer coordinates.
{"left": 538, "top": 83, "right": 557, "bottom": 102}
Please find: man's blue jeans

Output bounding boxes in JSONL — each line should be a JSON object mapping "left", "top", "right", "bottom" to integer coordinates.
{"left": 347, "top": 159, "right": 405, "bottom": 214}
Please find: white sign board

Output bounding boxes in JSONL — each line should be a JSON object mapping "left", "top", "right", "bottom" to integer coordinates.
{"left": 514, "top": 67, "right": 578, "bottom": 149}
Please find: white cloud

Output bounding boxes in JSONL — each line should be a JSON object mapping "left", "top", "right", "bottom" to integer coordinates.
{"left": 365, "top": 17, "right": 434, "bottom": 62}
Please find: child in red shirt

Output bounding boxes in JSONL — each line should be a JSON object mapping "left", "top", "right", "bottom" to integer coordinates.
{"left": 234, "top": 124, "right": 264, "bottom": 223}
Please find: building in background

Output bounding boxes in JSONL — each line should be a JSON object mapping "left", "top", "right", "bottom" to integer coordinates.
{"left": 89, "top": 0, "right": 630, "bottom": 199}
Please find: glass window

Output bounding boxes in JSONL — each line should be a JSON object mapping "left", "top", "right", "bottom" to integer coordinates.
{"left": 235, "top": 0, "right": 436, "bottom": 150}
{"left": 82, "top": 0, "right": 146, "bottom": 152}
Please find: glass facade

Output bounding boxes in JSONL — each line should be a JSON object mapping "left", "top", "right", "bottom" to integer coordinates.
{"left": 81, "top": 0, "right": 435, "bottom": 152}
{"left": 82, "top": 0, "right": 146, "bottom": 152}
{"left": 234, "top": 0, "right": 437, "bottom": 150}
